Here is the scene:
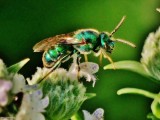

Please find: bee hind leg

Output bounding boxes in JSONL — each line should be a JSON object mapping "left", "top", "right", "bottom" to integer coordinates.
{"left": 41, "top": 54, "right": 70, "bottom": 82}
{"left": 71, "top": 53, "right": 81, "bottom": 80}
{"left": 77, "top": 53, "right": 81, "bottom": 80}
{"left": 40, "top": 61, "right": 61, "bottom": 82}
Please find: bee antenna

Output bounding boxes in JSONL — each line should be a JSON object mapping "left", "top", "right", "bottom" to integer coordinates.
{"left": 109, "top": 16, "right": 126, "bottom": 37}
{"left": 115, "top": 39, "right": 136, "bottom": 48}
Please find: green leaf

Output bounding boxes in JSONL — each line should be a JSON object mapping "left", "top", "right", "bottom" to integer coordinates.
{"left": 151, "top": 98, "right": 160, "bottom": 119}
{"left": 104, "top": 60, "right": 152, "bottom": 78}
{"left": 117, "top": 88, "right": 157, "bottom": 99}
{"left": 8, "top": 58, "right": 30, "bottom": 73}
{"left": 85, "top": 93, "right": 96, "bottom": 100}
{"left": 147, "top": 113, "right": 160, "bottom": 120}
{"left": 118, "top": 88, "right": 160, "bottom": 119}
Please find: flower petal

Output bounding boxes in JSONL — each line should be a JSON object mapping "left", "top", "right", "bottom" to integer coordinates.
{"left": 92, "top": 108, "right": 104, "bottom": 120}
{"left": 80, "top": 62, "right": 99, "bottom": 74}
{"left": 12, "top": 74, "right": 26, "bottom": 94}
{"left": 83, "top": 110, "right": 93, "bottom": 120}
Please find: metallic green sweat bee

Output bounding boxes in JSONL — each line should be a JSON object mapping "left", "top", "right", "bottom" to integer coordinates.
{"left": 33, "top": 16, "right": 136, "bottom": 71}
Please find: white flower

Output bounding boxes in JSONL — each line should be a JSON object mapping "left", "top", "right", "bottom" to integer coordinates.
{"left": 83, "top": 108, "right": 104, "bottom": 120}
{"left": 27, "top": 67, "right": 69, "bottom": 85}
{"left": 0, "top": 80, "right": 12, "bottom": 106}
{"left": 69, "top": 54, "right": 99, "bottom": 87}
{"left": 27, "top": 55, "right": 99, "bottom": 87}
{"left": 16, "top": 89, "right": 49, "bottom": 120}
{"left": 48, "top": 68, "right": 69, "bottom": 83}
{"left": 26, "top": 67, "right": 50, "bottom": 85}
{"left": 11, "top": 74, "right": 26, "bottom": 94}
{"left": 11, "top": 73, "right": 38, "bottom": 95}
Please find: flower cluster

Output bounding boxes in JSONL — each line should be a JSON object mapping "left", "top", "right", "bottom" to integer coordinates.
{"left": 0, "top": 55, "right": 99, "bottom": 120}
{"left": 26, "top": 54, "right": 99, "bottom": 120}
{"left": 0, "top": 58, "right": 49, "bottom": 120}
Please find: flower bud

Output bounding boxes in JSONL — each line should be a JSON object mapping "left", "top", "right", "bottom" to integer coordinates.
{"left": 40, "top": 68, "right": 87, "bottom": 120}
{"left": 141, "top": 27, "right": 160, "bottom": 80}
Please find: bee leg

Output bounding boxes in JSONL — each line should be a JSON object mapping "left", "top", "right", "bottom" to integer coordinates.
{"left": 77, "top": 58, "right": 81, "bottom": 80}
{"left": 99, "top": 50, "right": 103, "bottom": 66}
{"left": 40, "top": 54, "right": 70, "bottom": 82}
{"left": 72, "top": 52, "right": 81, "bottom": 80}
{"left": 40, "top": 61, "right": 61, "bottom": 83}
{"left": 94, "top": 49, "right": 102, "bottom": 66}
{"left": 84, "top": 54, "right": 88, "bottom": 62}
{"left": 101, "top": 49, "right": 116, "bottom": 69}
{"left": 76, "top": 53, "right": 81, "bottom": 80}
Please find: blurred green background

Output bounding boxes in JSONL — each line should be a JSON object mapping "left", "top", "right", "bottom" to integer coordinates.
{"left": 0, "top": 0, "right": 160, "bottom": 120}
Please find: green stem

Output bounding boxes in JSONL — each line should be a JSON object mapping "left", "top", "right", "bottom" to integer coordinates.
{"left": 117, "top": 88, "right": 158, "bottom": 99}
{"left": 71, "top": 113, "right": 82, "bottom": 120}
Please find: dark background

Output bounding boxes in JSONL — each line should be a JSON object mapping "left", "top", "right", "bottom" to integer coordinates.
{"left": 0, "top": 0, "right": 160, "bottom": 120}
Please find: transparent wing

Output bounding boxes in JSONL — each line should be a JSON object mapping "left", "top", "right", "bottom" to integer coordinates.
{"left": 33, "top": 33, "right": 83, "bottom": 52}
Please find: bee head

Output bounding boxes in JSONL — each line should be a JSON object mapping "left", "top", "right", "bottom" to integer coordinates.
{"left": 99, "top": 32, "right": 115, "bottom": 53}
{"left": 99, "top": 16, "right": 136, "bottom": 53}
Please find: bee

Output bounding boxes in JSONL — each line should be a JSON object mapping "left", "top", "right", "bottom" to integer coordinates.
{"left": 33, "top": 16, "right": 136, "bottom": 77}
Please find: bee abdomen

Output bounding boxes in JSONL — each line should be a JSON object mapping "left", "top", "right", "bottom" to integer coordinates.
{"left": 43, "top": 50, "right": 58, "bottom": 67}
{"left": 42, "top": 45, "right": 71, "bottom": 68}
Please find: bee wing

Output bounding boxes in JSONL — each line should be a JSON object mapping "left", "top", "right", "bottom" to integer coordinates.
{"left": 33, "top": 33, "right": 84, "bottom": 52}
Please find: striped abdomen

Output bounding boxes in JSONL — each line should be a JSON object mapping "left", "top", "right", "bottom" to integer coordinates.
{"left": 43, "top": 45, "right": 72, "bottom": 68}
